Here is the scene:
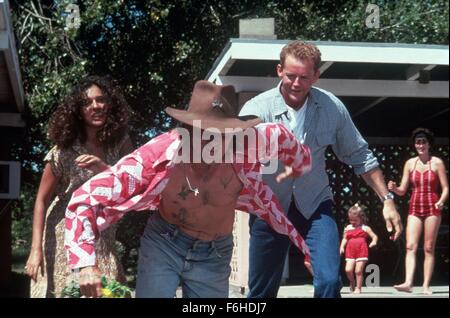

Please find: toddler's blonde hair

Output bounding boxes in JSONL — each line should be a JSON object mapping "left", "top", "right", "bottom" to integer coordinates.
{"left": 348, "top": 203, "right": 368, "bottom": 224}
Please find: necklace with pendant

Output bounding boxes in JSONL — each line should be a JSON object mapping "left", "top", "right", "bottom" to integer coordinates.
{"left": 185, "top": 175, "right": 199, "bottom": 196}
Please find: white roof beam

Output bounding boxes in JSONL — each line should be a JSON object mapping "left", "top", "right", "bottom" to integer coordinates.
{"left": 219, "top": 58, "right": 236, "bottom": 76}
{"left": 319, "top": 61, "right": 333, "bottom": 75}
{"left": 218, "top": 76, "right": 449, "bottom": 98}
{"left": 208, "top": 41, "right": 449, "bottom": 85}
{"left": 406, "top": 64, "right": 437, "bottom": 80}
{"left": 315, "top": 79, "right": 449, "bottom": 98}
{"left": 207, "top": 47, "right": 233, "bottom": 83}
{"left": 1, "top": 0, "right": 25, "bottom": 113}
{"left": 218, "top": 76, "right": 278, "bottom": 92}
{"left": 229, "top": 41, "right": 449, "bottom": 65}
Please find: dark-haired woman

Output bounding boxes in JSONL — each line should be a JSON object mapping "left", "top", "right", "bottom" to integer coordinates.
{"left": 25, "top": 76, "right": 134, "bottom": 297}
{"left": 388, "top": 128, "right": 448, "bottom": 294}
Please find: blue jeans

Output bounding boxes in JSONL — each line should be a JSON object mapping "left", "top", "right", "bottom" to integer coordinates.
{"left": 248, "top": 200, "right": 342, "bottom": 298}
{"left": 136, "top": 211, "right": 234, "bottom": 298}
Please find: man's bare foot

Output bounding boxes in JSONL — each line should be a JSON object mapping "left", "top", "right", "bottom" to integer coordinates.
{"left": 423, "top": 287, "right": 433, "bottom": 295}
{"left": 393, "top": 283, "right": 412, "bottom": 293}
{"left": 353, "top": 288, "right": 361, "bottom": 294}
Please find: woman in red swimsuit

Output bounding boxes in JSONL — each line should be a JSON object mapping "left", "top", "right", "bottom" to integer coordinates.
{"left": 389, "top": 128, "right": 448, "bottom": 294}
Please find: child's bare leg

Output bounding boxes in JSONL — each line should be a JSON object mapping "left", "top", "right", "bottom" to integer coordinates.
{"left": 345, "top": 260, "right": 356, "bottom": 292}
{"left": 354, "top": 260, "right": 367, "bottom": 294}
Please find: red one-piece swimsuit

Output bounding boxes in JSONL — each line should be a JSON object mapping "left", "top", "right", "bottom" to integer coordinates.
{"left": 409, "top": 159, "right": 441, "bottom": 217}
{"left": 345, "top": 225, "right": 369, "bottom": 261}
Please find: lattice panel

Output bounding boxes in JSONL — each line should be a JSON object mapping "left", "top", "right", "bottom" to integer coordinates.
{"left": 328, "top": 144, "right": 449, "bottom": 239}
{"left": 326, "top": 144, "right": 449, "bottom": 280}
{"left": 289, "top": 145, "right": 449, "bottom": 285}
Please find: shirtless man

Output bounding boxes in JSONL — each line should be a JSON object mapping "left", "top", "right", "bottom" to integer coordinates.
{"left": 64, "top": 80, "right": 312, "bottom": 298}
{"left": 160, "top": 162, "right": 243, "bottom": 241}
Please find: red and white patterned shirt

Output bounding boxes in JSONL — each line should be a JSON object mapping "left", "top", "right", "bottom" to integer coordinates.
{"left": 65, "top": 123, "right": 312, "bottom": 269}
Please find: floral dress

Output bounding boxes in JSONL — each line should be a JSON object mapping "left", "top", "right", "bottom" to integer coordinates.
{"left": 30, "top": 138, "right": 128, "bottom": 298}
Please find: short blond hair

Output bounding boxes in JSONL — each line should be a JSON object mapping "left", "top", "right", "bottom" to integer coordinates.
{"left": 280, "top": 41, "right": 322, "bottom": 71}
{"left": 348, "top": 203, "right": 368, "bottom": 224}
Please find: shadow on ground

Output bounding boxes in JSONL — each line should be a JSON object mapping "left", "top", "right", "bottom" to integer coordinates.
{"left": 0, "top": 272, "right": 30, "bottom": 298}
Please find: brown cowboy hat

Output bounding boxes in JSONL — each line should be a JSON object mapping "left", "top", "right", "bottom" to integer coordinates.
{"left": 165, "top": 80, "right": 261, "bottom": 133}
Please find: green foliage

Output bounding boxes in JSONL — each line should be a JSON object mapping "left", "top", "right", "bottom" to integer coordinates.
{"left": 272, "top": 0, "right": 449, "bottom": 43}
{"left": 11, "top": 182, "right": 36, "bottom": 250}
{"left": 12, "top": 0, "right": 449, "bottom": 166}
{"left": 60, "top": 280, "right": 81, "bottom": 298}
{"left": 61, "top": 276, "right": 131, "bottom": 298}
{"left": 12, "top": 0, "right": 90, "bottom": 177}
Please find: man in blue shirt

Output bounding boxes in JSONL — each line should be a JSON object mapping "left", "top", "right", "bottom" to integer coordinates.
{"left": 239, "top": 40, "right": 403, "bottom": 298}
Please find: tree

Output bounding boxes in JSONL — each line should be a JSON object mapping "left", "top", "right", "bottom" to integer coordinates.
{"left": 13, "top": 0, "right": 448, "bottom": 168}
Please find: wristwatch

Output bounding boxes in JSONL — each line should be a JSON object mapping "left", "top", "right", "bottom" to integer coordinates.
{"left": 381, "top": 192, "right": 395, "bottom": 202}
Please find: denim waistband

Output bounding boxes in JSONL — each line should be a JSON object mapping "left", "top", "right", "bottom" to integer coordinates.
{"left": 147, "top": 210, "right": 233, "bottom": 251}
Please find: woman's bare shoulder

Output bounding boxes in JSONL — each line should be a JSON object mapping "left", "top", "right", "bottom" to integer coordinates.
{"left": 404, "top": 157, "right": 417, "bottom": 169}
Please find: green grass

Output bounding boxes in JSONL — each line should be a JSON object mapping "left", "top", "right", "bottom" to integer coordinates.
{"left": 1, "top": 245, "right": 31, "bottom": 297}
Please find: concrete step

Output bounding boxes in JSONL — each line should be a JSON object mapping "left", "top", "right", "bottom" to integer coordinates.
{"left": 229, "top": 284, "right": 449, "bottom": 298}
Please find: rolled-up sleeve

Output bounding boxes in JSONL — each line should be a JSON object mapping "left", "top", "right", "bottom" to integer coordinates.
{"left": 332, "top": 99, "right": 379, "bottom": 175}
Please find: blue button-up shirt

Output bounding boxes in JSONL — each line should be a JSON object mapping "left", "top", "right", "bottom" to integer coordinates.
{"left": 239, "top": 82, "right": 379, "bottom": 219}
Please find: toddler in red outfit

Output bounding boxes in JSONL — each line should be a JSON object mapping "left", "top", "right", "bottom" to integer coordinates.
{"left": 340, "top": 204, "right": 378, "bottom": 294}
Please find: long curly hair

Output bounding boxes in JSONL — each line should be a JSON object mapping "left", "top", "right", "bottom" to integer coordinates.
{"left": 48, "top": 75, "right": 129, "bottom": 149}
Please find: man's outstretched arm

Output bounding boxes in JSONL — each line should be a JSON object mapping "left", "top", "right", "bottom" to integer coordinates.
{"left": 361, "top": 168, "right": 403, "bottom": 241}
